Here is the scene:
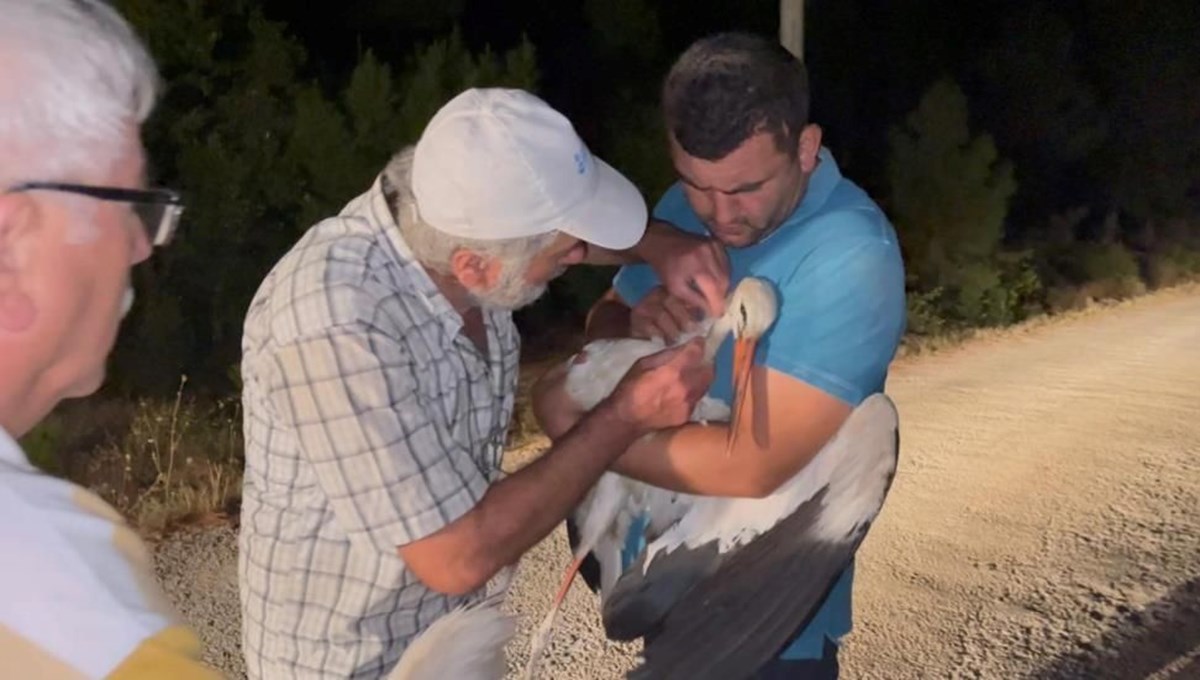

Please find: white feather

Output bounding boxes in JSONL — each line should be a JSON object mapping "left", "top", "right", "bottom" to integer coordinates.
{"left": 562, "top": 342, "right": 732, "bottom": 597}
{"left": 387, "top": 566, "right": 517, "bottom": 680}
{"left": 640, "top": 393, "right": 899, "bottom": 570}
{"left": 387, "top": 595, "right": 515, "bottom": 680}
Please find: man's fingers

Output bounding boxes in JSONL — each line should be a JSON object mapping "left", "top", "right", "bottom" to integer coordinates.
{"left": 685, "top": 361, "right": 715, "bottom": 394}
{"left": 690, "top": 274, "right": 727, "bottom": 317}
{"left": 637, "top": 337, "right": 697, "bottom": 369}
{"left": 651, "top": 312, "right": 682, "bottom": 344}
{"left": 663, "top": 294, "right": 698, "bottom": 331}
{"left": 670, "top": 279, "right": 713, "bottom": 317}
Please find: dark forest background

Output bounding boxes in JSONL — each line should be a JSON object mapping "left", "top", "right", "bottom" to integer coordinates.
{"left": 22, "top": 0, "right": 1200, "bottom": 527}
{"left": 104, "top": 0, "right": 1200, "bottom": 397}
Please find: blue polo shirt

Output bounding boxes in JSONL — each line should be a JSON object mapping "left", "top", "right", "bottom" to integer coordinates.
{"left": 612, "top": 147, "right": 907, "bottom": 659}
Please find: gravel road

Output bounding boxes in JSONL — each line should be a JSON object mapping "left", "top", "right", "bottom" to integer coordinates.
{"left": 152, "top": 285, "right": 1200, "bottom": 679}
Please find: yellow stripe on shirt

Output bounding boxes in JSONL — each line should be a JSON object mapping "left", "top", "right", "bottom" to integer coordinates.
{"left": 106, "top": 625, "right": 223, "bottom": 679}
{"left": 0, "top": 621, "right": 88, "bottom": 680}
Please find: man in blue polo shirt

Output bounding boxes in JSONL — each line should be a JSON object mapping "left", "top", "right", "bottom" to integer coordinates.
{"left": 534, "top": 31, "right": 906, "bottom": 677}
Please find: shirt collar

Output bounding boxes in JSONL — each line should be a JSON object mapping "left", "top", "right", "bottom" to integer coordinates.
{"left": 356, "top": 174, "right": 466, "bottom": 337}
{"left": 788, "top": 146, "right": 842, "bottom": 226}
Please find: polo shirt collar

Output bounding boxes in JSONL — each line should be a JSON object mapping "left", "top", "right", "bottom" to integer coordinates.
{"left": 789, "top": 146, "right": 842, "bottom": 225}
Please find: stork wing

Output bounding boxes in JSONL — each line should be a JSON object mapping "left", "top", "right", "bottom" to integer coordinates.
{"left": 613, "top": 394, "right": 901, "bottom": 680}
{"left": 600, "top": 533, "right": 722, "bottom": 641}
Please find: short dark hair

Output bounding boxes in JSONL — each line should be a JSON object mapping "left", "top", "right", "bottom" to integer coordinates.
{"left": 662, "top": 32, "right": 810, "bottom": 161}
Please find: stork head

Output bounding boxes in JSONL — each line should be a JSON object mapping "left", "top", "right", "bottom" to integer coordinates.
{"left": 722, "top": 277, "right": 778, "bottom": 456}
{"left": 727, "top": 277, "right": 778, "bottom": 340}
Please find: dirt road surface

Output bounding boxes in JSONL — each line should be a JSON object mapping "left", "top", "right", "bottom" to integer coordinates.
{"left": 153, "top": 285, "right": 1200, "bottom": 679}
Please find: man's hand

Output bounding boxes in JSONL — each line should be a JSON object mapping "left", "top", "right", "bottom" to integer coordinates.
{"left": 641, "top": 221, "right": 730, "bottom": 317}
{"left": 629, "top": 286, "right": 706, "bottom": 343}
{"left": 606, "top": 338, "right": 714, "bottom": 432}
{"left": 587, "top": 219, "right": 731, "bottom": 316}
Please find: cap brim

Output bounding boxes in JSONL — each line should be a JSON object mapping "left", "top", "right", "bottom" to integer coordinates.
{"left": 558, "top": 157, "right": 648, "bottom": 251}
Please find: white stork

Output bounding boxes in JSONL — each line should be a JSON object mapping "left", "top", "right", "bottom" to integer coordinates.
{"left": 524, "top": 276, "right": 901, "bottom": 679}
{"left": 386, "top": 567, "right": 518, "bottom": 679}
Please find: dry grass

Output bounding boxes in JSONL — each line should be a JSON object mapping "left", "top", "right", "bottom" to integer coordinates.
{"left": 23, "top": 376, "right": 243, "bottom": 536}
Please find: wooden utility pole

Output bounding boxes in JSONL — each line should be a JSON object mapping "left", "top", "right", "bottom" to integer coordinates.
{"left": 780, "top": 0, "right": 804, "bottom": 61}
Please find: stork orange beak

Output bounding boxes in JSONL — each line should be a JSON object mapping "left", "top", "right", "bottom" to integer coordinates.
{"left": 726, "top": 336, "right": 757, "bottom": 456}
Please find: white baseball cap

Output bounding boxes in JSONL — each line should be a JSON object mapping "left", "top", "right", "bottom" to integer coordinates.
{"left": 411, "top": 88, "right": 647, "bottom": 250}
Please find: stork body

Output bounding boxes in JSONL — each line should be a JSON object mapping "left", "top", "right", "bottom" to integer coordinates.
{"left": 387, "top": 546, "right": 518, "bottom": 680}
{"left": 524, "top": 277, "right": 901, "bottom": 679}
{"left": 386, "top": 592, "right": 514, "bottom": 680}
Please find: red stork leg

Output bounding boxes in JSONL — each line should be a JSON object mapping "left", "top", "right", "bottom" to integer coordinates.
{"left": 551, "top": 554, "right": 585, "bottom": 611}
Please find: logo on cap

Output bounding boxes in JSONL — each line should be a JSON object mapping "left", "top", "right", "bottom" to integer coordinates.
{"left": 574, "top": 148, "right": 588, "bottom": 175}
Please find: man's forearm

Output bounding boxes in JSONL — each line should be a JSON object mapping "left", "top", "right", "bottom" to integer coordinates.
{"left": 610, "top": 423, "right": 779, "bottom": 498}
{"left": 583, "top": 219, "right": 673, "bottom": 266}
{"left": 456, "top": 402, "right": 641, "bottom": 582}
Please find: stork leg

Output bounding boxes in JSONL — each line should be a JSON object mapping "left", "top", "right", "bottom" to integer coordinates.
{"left": 551, "top": 555, "right": 585, "bottom": 610}
{"left": 525, "top": 556, "right": 583, "bottom": 678}
{"left": 725, "top": 336, "right": 758, "bottom": 457}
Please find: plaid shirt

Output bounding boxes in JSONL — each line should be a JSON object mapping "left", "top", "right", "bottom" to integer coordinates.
{"left": 238, "top": 155, "right": 519, "bottom": 679}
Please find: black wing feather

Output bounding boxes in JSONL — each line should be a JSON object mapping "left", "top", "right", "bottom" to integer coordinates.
{"left": 624, "top": 423, "right": 900, "bottom": 680}
{"left": 600, "top": 538, "right": 724, "bottom": 640}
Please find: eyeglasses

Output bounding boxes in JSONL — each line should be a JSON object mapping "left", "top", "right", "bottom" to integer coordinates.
{"left": 5, "top": 181, "right": 184, "bottom": 247}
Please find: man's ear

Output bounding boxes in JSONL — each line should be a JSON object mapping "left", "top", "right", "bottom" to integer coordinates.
{"left": 797, "top": 123, "right": 823, "bottom": 174}
{"left": 0, "top": 194, "right": 39, "bottom": 333}
{"left": 449, "top": 247, "right": 501, "bottom": 292}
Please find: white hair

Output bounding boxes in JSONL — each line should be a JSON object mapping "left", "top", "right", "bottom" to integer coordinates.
{"left": 381, "top": 146, "right": 558, "bottom": 275}
{"left": 0, "top": 0, "right": 160, "bottom": 188}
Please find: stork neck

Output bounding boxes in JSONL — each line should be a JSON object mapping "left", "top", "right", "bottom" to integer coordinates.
{"left": 702, "top": 315, "right": 733, "bottom": 362}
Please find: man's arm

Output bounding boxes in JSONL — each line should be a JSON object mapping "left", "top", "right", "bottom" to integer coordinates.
{"left": 585, "top": 219, "right": 730, "bottom": 317}
{"left": 610, "top": 366, "right": 851, "bottom": 497}
{"left": 535, "top": 360, "right": 851, "bottom": 498}
{"left": 269, "top": 313, "right": 711, "bottom": 597}
{"left": 400, "top": 338, "right": 713, "bottom": 595}
{"left": 582, "top": 219, "right": 677, "bottom": 266}
{"left": 398, "top": 401, "right": 639, "bottom": 595}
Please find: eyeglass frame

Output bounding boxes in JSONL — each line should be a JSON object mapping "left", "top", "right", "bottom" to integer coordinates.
{"left": 4, "top": 181, "right": 184, "bottom": 247}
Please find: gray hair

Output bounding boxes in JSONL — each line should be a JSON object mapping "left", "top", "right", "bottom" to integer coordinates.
{"left": 381, "top": 146, "right": 557, "bottom": 275}
{"left": 0, "top": 0, "right": 160, "bottom": 187}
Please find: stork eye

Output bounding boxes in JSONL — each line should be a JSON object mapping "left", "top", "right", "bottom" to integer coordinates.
{"left": 739, "top": 303, "right": 748, "bottom": 328}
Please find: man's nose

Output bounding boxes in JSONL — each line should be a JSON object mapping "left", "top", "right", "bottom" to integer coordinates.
{"left": 712, "top": 192, "right": 741, "bottom": 225}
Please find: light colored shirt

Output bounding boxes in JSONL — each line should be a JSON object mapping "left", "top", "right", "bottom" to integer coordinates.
{"left": 0, "top": 427, "right": 217, "bottom": 679}
{"left": 613, "top": 147, "right": 908, "bottom": 659}
{"left": 238, "top": 151, "right": 520, "bottom": 679}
